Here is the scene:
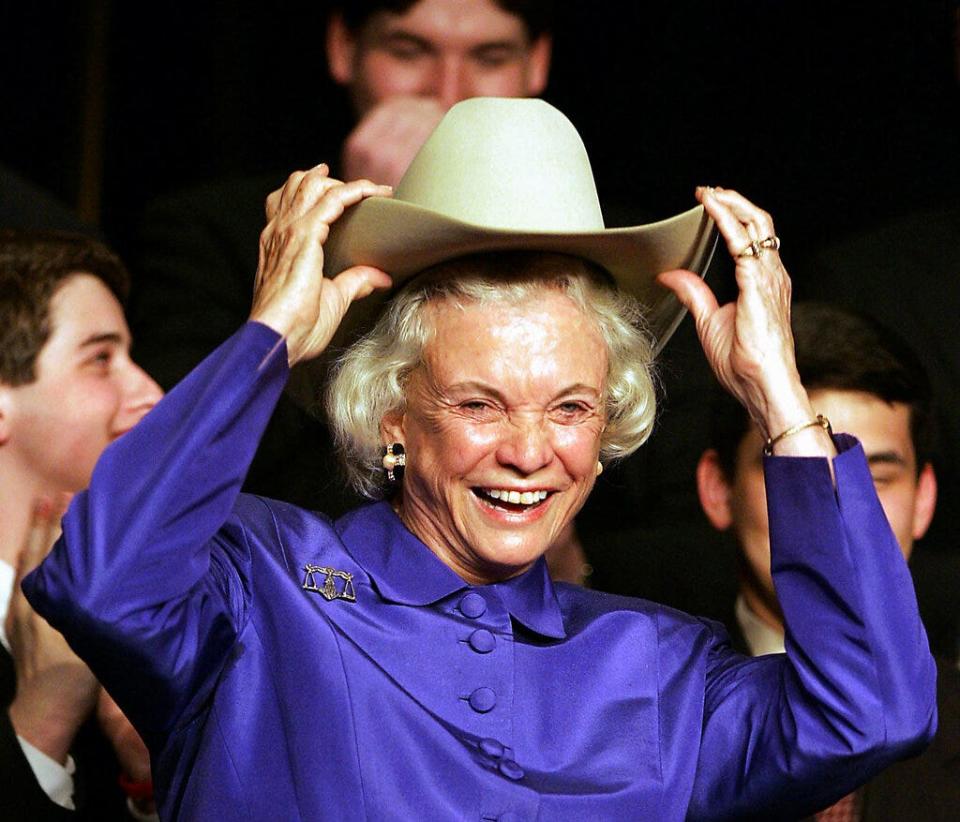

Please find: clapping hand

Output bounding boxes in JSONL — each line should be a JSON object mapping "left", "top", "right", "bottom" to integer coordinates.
{"left": 6, "top": 494, "right": 98, "bottom": 764}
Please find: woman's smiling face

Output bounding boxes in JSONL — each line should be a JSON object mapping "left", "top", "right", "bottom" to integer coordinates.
{"left": 382, "top": 289, "right": 608, "bottom": 584}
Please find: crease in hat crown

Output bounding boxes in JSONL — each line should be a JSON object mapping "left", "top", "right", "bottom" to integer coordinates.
{"left": 393, "top": 97, "right": 606, "bottom": 232}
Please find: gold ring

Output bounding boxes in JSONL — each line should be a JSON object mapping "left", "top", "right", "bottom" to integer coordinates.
{"left": 737, "top": 235, "right": 780, "bottom": 259}
{"left": 737, "top": 240, "right": 760, "bottom": 258}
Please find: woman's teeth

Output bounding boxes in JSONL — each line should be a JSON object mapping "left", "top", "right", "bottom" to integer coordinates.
{"left": 483, "top": 489, "right": 549, "bottom": 505}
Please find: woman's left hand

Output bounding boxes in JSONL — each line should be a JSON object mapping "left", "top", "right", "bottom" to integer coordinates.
{"left": 658, "top": 187, "right": 833, "bottom": 457}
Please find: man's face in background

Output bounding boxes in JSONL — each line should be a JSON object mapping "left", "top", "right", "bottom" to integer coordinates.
{"left": 698, "top": 388, "right": 938, "bottom": 625}
{"left": 327, "top": 0, "right": 551, "bottom": 115}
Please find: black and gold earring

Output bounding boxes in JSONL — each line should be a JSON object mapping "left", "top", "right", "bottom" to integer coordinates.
{"left": 382, "top": 443, "right": 406, "bottom": 483}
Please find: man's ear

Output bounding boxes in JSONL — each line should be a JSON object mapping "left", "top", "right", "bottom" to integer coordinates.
{"left": 0, "top": 395, "right": 15, "bottom": 448}
{"left": 524, "top": 34, "right": 552, "bottom": 97}
{"left": 0, "top": 385, "right": 13, "bottom": 446}
{"left": 912, "top": 461, "right": 938, "bottom": 541}
{"left": 327, "top": 12, "right": 357, "bottom": 86}
{"left": 696, "top": 449, "right": 734, "bottom": 531}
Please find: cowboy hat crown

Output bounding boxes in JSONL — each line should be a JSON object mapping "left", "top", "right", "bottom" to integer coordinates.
{"left": 394, "top": 97, "right": 604, "bottom": 232}
{"left": 324, "top": 97, "right": 716, "bottom": 354}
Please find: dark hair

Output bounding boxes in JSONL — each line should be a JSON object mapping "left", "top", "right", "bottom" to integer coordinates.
{"left": 332, "top": 1, "right": 555, "bottom": 39}
{"left": 0, "top": 229, "right": 129, "bottom": 386}
{"left": 711, "top": 301, "right": 936, "bottom": 478}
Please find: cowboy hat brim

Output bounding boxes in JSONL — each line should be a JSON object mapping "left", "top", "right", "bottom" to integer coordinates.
{"left": 323, "top": 195, "right": 718, "bottom": 356}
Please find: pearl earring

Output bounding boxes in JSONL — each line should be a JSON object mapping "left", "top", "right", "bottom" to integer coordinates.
{"left": 596, "top": 461, "right": 604, "bottom": 476}
{"left": 382, "top": 443, "right": 406, "bottom": 483}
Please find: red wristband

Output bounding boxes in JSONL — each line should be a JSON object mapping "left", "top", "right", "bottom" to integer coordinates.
{"left": 117, "top": 772, "right": 154, "bottom": 802}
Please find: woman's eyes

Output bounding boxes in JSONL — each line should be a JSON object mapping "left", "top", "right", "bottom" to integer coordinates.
{"left": 553, "top": 401, "right": 592, "bottom": 420}
{"left": 458, "top": 400, "right": 498, "bottom": 417}
{"left": 454, "top": 400, "right": 596, "bottom": 422}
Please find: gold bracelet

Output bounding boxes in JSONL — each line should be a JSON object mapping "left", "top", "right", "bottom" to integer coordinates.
{"left": 763, "top": 414, "right": 832, "bottom": 456}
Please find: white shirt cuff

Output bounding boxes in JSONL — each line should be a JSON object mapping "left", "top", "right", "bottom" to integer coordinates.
{"left": 126, "top": 796, "right": 160, "bottom": 821}
{"left": 0, "top": 558, "right": 16, "bottom": 652}
{"left": 17, "top": 733, "right": 76, "bottom": 810}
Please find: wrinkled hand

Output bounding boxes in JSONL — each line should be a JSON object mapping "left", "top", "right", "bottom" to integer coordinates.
{"left": 249, "top": 164, "right": 393, "bottom": 366}
{"left": 341, "top": 96, "right": 446, "bottom": 187}
{"left": 7, "top": 495, "right": 99, "bottom": 764}
{"left": 658, "top": 187, "right": 833, "bottom": 456}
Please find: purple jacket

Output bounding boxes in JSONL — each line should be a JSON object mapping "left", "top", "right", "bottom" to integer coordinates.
{"left": 24, "top": 322, "right": 937, "bottom": 821}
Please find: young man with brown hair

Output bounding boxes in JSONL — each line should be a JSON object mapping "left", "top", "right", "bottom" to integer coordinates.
{"left": 0, "top": 230, "right": 162, "bottom": 819}
{"left": 696, "top": 301, "right": 959, "bottom": 821}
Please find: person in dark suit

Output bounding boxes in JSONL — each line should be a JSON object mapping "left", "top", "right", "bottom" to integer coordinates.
{"left": 796, "top": 202, "right": 960, "bottom": 658}
{"left": 0, "top": 230, "right": 163, "bottom": 819}
{"left": 695, "top": 301, "right": 960, "bottom": 820}
{"left": 129, "top": 0, "right": 555, "bottom": 516}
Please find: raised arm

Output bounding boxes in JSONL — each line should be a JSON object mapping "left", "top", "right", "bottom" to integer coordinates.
{"left": 23, "top": 168, "right": 392, "bottom": 739}
{"left": 661, "top": 188, "right": 937, "bottom": 816}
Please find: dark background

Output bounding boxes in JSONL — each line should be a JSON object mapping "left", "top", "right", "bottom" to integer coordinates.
{"left": 2, "top": 0, "right": 959, "bottom": 648}
{"left": 3, "top": 0, "right": 958, "bottom": 267}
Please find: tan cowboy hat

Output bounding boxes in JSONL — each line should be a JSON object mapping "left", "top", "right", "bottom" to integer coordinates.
{"left": 322, "top": 96, "right": 716, "bottom": 354}
{"left": 324, "top": 97, "right": 716, "bottom": 351}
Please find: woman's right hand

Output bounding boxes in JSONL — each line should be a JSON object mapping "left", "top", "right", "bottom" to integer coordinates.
{"left": 249, "top": 164, "right": 393, "bottom": 366}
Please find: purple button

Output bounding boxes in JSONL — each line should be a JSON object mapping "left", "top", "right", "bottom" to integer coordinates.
{"left": 498, "top": 759, "right": 525, "bottom": 781}
{"left": 459, "top": 592, "right": 487, "bottom": 618}
{"left": 468, "top": 628, "right": 496, "bottom": 654}
{"left": 479, "top": 738, "right": 504, "bottom": 758}
{"left": 468, "top": 687, "right": 496, "bottom": 713}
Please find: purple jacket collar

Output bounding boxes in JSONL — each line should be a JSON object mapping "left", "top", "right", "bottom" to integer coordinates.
{"left": 336, "top": 501, "right": 566, "bottom": 639}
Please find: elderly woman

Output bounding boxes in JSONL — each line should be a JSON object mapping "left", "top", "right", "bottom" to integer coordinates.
{"left": 25, "top": 100, "right": 934, "bottom": 821}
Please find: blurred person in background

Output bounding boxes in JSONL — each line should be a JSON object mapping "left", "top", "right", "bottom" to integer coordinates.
{"left": 130, "top": 0, "right": 555, "bottom": 516}
{"left": 0, "top": 231, "right": 162, "bottom": 819}
{"left": 696, "top": 301, "right": 959, "bottom": 821}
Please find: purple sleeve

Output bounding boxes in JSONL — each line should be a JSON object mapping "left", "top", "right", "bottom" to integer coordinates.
{"left": 690, "top": 435, "right": 937, "bottom": 818}
{"left": 23, "top": 322, "right": 289, "bottom": 739}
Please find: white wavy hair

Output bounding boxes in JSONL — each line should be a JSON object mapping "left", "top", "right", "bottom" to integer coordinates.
{"left": 325, "top": 252, "right": 658, "bottom": 498}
